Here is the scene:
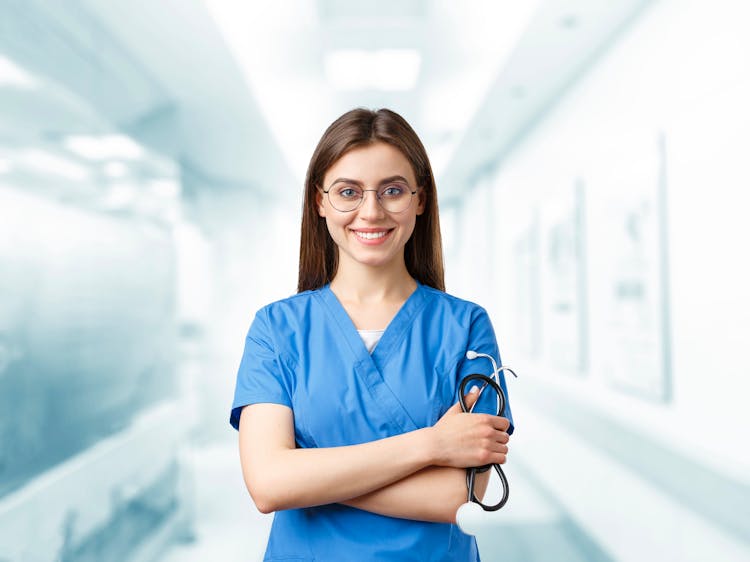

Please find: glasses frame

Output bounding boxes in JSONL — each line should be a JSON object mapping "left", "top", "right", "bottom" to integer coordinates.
{"left": 321, "top": 184, "right": 418, "bottom": 214}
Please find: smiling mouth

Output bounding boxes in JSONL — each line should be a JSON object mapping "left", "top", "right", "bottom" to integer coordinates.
{"left": 351, "top": 229, "right": 394, "bottom": 240}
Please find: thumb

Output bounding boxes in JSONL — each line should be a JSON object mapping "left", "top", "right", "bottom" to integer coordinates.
{"left": 444, "top": 400, "right": 464, "bottom": 416}
{"left": 442, "top": 386, "right": 480, "bottom": 418}
{"left": 463, "top": 385, "right": 480, "bottom": 410}
{"left": 447, "top": 386, "right": 480, "bottom": 414}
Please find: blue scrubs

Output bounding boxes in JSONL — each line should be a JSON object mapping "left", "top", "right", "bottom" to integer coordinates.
{"left": 230, "top": 282, "right": 514, "bottom": 561}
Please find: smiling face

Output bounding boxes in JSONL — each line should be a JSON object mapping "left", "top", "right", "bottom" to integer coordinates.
{"left": 316, "top": 141, "right": 425, "bottom": 273}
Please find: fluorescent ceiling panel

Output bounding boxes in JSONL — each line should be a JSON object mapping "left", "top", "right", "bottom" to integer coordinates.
{"left": 324, "top": 49, "right": 422, "bottom": 91}
{"left": 204, "top": 0, "right": 540, "bottom": 185}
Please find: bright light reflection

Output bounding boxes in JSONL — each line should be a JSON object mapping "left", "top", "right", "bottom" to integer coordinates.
{"left": 65, "top": 135, "right": 145, "bottom": 161}
{"left": 0, "top": 55, "right": 36, "bottom": 88}
{"left": 21, "top": 149, "right": 89, "bottom": 181}
{"left": 101, "top": 183, "right": 137, "bottom": 209}
{"left": 103, "top": 161, "right": 129, "bottom": 178}
{"left": 324, "top": 49, "right": 421, "bottom": 91}
{"left": 150, "top": 179, "right": 180, "bottom": 199}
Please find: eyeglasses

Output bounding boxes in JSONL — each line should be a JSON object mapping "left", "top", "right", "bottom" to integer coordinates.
{"left": 322, "top": 182, "right": 418, "bottom": 213}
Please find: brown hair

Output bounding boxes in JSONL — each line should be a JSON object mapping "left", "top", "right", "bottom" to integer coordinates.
{"left": 297, "top": 108, "right": 445, "bottom": 292}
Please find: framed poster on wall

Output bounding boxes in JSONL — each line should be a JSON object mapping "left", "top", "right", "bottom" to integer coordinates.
{"left": 512, "top": 209, "right": 541, "bottom": 359}
{"left": 539, "top": 181, "right": 588, "bottom": 374}
{"left": 600, "top": 133, "right": 672, "bottom": 402}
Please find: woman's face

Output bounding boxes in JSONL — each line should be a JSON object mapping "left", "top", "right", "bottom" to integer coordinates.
{"left": 317, "top": 142, "right": 425, "bottom": 272}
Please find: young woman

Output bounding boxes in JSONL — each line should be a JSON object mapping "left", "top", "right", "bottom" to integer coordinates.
{"left": 230, "top": 108, "right": 514, "bottom": 561}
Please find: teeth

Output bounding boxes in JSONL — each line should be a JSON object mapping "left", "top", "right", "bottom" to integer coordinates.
{"left": 354, "top": 230, "right": 388, "bottom": 240}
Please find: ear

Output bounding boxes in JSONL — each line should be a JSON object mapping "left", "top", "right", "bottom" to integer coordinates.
{"left": 416, "top": 188, "right": 426, "bottom": 216}
{"left": 315, "top": 188, "right": 327, "bottom": 217}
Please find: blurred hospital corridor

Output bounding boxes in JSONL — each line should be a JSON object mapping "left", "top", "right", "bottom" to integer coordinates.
{"left": 1, "top": 0, "right": 749, "bottom": 560}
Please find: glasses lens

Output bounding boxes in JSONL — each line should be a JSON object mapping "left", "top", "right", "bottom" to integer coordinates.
{"left": 329, "top": 185, "right": 363, "bottom": 212}
{"left": 378, "top": 183, "right": 413, "bottom": 213}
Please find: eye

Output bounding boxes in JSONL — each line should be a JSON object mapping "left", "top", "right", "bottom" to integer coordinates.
{"left": 337, "top": 187, "right": 361, "bottom": 199}
{"left": 381, "top": 184, "right": 407, "bottom": 197}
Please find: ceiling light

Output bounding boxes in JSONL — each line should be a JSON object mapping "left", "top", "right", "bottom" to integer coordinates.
{"left": 0, "top": 55, "right": 36, "bottom": 88}
{"left": 324, "top": 49, "right": 421, "bottom": 91}
{"left": 64, "top": 134, "right": 145, "bottom": 161}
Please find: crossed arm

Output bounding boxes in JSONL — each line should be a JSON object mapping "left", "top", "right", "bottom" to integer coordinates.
{"left": 237, "top": 393, "right": 511, "bottom": 524}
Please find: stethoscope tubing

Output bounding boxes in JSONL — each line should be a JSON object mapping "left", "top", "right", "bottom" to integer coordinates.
{"left": 458, "top": 371, "right": 512, "bottom": 511}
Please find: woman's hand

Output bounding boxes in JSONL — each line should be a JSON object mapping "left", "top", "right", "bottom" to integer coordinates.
{"left": 429, "top": 388, "right": 511, "bottom": 468}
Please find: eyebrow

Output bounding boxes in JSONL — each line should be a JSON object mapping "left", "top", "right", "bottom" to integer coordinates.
{"left": 328, "top": 175, "right": 411, "bottom": 189}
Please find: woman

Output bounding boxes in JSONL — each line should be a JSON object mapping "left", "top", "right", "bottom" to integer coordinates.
{"left": 230, "top": 108, "right": 514, "bottom": 561}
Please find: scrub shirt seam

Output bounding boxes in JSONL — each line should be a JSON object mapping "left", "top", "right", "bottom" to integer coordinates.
{"left": 373, "top": 287, "right": 432, "bottom": 430}
{"left": 318, "top": 287, "right": 423, "bottom": 434}
{"left": 314, "top": 288, "right": 362, "bottom": 362}
{"left": 387, "top": 300, "right": 428, "bottom": 349}
{"left": 375, "top": 285, "right": 430, "bottom": 372}
{"left": 371, "top": 291, "right": 430, "bottom": 429}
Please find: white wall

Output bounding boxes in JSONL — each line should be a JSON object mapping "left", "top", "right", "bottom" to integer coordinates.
{"left": 449, "top": 0, "right": 750, "bottom": 559}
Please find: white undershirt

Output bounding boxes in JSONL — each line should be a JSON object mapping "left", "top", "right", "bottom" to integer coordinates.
{"left": 358, "top": 329, "right": 385, "bottom": 354}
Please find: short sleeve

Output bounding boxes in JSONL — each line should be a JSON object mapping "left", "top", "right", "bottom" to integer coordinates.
{"left": 455, "top": 307, "right": 515, "bottom": 435}
{"left": 229, "top": 307, "right": 293, "bottom": 430}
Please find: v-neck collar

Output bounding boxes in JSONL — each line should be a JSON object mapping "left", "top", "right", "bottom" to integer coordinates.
{"left": 317, "top": 281, "right": 427, "bottom": 368}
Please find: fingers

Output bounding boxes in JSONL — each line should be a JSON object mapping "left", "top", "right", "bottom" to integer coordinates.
{"left": 485, "top": 430, "right": 509, "bottom": 445}
{"left": 479, "top": 421, "right": 511, "bottom": 464}
{"left": 476, "top": 444, "right": 508, "bottom": 466}
{"left": 473, "top": 414, "right": 510, "bottom": 432}
{"left": 433, "top": 402, "right": 512, "bottom": 467}
{"left": 491, "top": 416, "right": 511, "bottom": 432}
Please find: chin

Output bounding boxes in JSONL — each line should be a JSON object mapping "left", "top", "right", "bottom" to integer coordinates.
{"left": 356, "top": 256, "right": 396, "bottom": 268}
{"left": 346, "top": 250, "right": 401, "bottom": 269}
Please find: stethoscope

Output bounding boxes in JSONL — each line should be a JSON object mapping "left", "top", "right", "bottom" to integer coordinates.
{"left": 456, "top": 350, "right": 518, "bottom": 532}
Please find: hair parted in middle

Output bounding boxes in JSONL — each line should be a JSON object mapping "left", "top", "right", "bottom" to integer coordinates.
{"left": 297, "top": 107, "right": 445, "bottom": 293}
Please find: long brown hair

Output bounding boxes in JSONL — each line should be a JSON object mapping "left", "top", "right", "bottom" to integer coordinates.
{"left": 297, "top": 108, "right": 445, "bottom": 292}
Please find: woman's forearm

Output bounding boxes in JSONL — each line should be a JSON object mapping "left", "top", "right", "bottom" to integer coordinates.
{"left": 342, "top": 467, "right": 491, "bottom": 523}
{"left": 240, "top": 404, "right": 439, "bottom": 512}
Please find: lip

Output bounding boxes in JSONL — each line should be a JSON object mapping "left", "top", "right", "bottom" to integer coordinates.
{"left": 349, "top": 227, "right": 394, "bottom": 246}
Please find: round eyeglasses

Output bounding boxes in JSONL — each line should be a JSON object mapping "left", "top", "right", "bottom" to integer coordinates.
{"left": 322, "top": 182, "right": 418, "bottom": 213}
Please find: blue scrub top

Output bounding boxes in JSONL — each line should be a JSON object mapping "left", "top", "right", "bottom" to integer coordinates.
{"left": 231, "top": 282, "right": 514, "bottom": 562}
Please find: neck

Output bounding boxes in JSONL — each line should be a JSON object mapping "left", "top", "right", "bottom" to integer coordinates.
{"left": 330, "top": 257, "right": 416, "bottom": 304}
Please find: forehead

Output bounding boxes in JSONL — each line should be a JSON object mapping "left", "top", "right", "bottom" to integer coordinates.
{"left": 323, "top": 142, "right": 416, "bottom": 185}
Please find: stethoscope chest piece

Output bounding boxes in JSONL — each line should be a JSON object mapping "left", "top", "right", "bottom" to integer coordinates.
{"left": 456, "top": 501, "right": 484, "bottom": 536}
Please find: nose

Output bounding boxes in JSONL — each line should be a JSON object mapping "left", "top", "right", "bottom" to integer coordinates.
{"left": 357, "top": 189, "right": 385, "bottom": 220}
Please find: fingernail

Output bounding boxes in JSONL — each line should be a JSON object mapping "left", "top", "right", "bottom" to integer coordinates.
{"left": 469, "top": 386, "right": 479, "bottom": 394}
